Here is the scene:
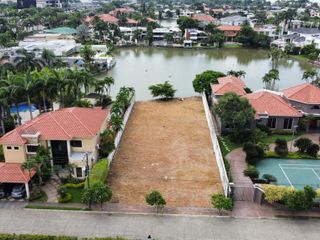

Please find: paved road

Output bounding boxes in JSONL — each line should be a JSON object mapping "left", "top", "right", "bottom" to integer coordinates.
{"left": 0, "top": 209, "right": 320, "bottom": 240}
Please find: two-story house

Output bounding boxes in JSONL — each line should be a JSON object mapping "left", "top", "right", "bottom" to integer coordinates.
{"left": 0, "top": 107, "right": 109, "bottom": 198}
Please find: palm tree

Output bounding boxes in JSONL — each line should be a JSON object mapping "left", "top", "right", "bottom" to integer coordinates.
{"left": 41, "top": 49, "right": 56, "bottom": 67}
{"left": 95, "top": 76, "right": 114, "bottom": 96}
{"left": 66, "top": 68, "right": 94, "bottom": 101}
{"left": 52, "top": 68, "right": 71, "bottom": 108}
{"left": 268, "top": 47, "right": 285, "bottom": 70}
{"left": 302, "top": 70, "right": 318, "bottom": 83}
{"left": 0, "top": 72, "right": 23, "bottom": 125}
{"left": 79, "top": 45, "right": 95, "bottom": 71}
{"left": 0, "top": 93, "right": 8, "bottom": 135}
{"left": 227, "top": 70, "right": 246, "bottom": 78}
{"left": 15, "top": 70, "right": 40, "bottom": 120}
{"left": 21, "top": 158, "right": 36, "bottom": 181}
{"left": 14, "top": 49, "right": 43, "bottom": 72}
{"left": 263, "top": 69, "right": 280, "bottom": 90}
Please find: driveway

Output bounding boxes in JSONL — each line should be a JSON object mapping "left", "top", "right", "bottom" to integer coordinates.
{"left": 0, "top": 208, "right": 320, "bottom": 239}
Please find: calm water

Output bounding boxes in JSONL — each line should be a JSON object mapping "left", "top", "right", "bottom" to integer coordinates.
{"left": 99, "top": 47, "right": 313, "bottom": 101}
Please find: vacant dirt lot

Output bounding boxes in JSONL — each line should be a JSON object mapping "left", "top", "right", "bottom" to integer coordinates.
{"left": 107, "top": 97, "right": 223, "bottom": 208}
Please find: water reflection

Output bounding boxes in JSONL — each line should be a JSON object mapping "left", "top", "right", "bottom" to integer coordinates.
{"left": 99, "top": 47, "right": 315, "bottom": 100}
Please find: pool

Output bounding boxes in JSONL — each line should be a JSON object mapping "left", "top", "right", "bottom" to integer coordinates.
{"left": 255, "top": 158, "right": 320, "bottom": 190}
{"left": 10, "top": 103, "right": 37, "bottom": 114}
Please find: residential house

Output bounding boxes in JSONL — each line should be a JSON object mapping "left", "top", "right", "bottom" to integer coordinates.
{"left": 282, "top": 83, "right": 320, "bottom": 131}
{"left": 0, "top": 107, "right": 110, "bottom": 198}
{"left": 184, "top": 28, "right": 207, "bottom": 43}
{"left": 85, "top": 14, "right": 119, "bottom": 26}
{"left": 153, "top": 27, "right": 182, "bottom": 42}
{"left": 192, "top": 14, "right": 216, "bottom": 29}
{"left": 254, "top": 24, "right": 280, "bottom": 40}
{"left": 109, "top": 7, "right": 135, "bottom": 17}
{"left": 217, "top": 25, "right": 241, "bottom": 42}
{"left": 244, "top": 90, "right": 302, "bottom": 131}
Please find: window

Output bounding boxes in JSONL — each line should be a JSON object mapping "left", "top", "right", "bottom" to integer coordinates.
{"left": 14, "top": 147, "right": 19, "bottom": 150}
{"left": 283, "top": 118, "right": 293, "bottom": 130}
{"left": 70, "top": 140, "right": 82, "bottom": 148}
{"left": 6, "top": 146, "right": 12, "bottom": 150}
{"left": 311, "top": 105, "right": 320, "bottom": 110}
{"left": 267, "top": 117, "right": 277, "bottom": 129}
{"left": 26, "top": 145, "right": 39, "bottom": 154}
{"left": 76, "top": 167, "right": 82, "bottom": 178}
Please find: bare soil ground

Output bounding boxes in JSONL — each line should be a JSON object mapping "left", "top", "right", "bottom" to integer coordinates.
{"left": 107, "top": 97, "right": 223, "bottom": 208}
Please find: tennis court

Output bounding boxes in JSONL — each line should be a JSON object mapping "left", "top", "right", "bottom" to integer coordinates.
{"left": 255, "top": 158, "right": 320, "bottom": 189}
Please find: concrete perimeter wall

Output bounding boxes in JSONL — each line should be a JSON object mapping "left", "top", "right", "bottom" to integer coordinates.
{"left": 108, "top": 95, "right": 135, "bottom": 165}
{"left": 202, "top": 93, "right": 230, "bottom": 196}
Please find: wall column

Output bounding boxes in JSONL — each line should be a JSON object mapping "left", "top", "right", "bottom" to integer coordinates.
{"left": 25, "top": 182, "right": 30, "bottom": 199}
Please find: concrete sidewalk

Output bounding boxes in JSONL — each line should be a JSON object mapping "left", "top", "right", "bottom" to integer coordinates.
{"left": 0, "top": 208, "right": 320, "bottom": 240}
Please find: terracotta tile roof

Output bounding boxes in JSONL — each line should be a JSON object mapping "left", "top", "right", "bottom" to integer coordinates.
{"left": 109, "top": 7, "right": 135, "bottom": 16}
{"left": 146, "top": 17, "right": 157, "bottom": 23}
{"left": 192, "top": 14, "right": 216, "bottom": 22}
{"left": 99, "top": 14, "right": 119, "bottom": 24}
{"left": 217, "top": 25, "right": 241, "bottom": 31}
{"left": 127, "top": 18, "right": 138, "bottom": 25}
{"left": 211, "top": 82, "right": 246, "bottom": 96}
{"left": 0, "top": 163, "right": 36, "bottom": 183}
{"left": 0, "top": 107, "right": 109, "bottom": 145}
{"left": 244, "top": 91, "right": 302, "bottom": 119}
{"left": 218, "top": 75, "right": 245, "bottom": 87}
{"left": 282, "top": 83, "right": 320, "bottom": 104}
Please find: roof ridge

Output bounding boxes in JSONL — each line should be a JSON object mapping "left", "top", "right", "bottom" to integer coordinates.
{"left": 48, "top": 111, "right": 72, "bottom": 139}
{"left": 69, "top": 109, "right": 95, "bottom": 136}
{"left": 266, "top": 92, "right": 300, "bottom": 114}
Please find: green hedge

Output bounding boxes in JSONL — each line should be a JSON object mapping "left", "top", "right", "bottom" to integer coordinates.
{"left": 86, "top": 158, "right": 109, "bottom": 187}
{"left": 62, "top": 182, "right": 85, "bottom": 189}
{"left": 58, "top": 192, "right": 72, "bottom": 203}
{"left": 265, "top": 151, "right": 316, "bottom": 159}
{"left": 0, "top": 234, "right": 127, "bottom": 240}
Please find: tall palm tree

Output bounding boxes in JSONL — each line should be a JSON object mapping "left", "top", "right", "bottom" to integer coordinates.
{"left": 268, "top": 47, "right": 285, "bottom": 70}
{"left": 95, "top": 76, "right": 114, "bottom": 96}
{"left": 79, "top": 45, "right": 95, "bottom": 71}
{"left": 14, "top": 49, "right": 43, "bottom": 72}
{"left": 0, "top": 93, "right": 8, "bottom": 135}
{"left": 41, "top": 49, "right": 56, "bottom": 68}
{"left": 15, "top": 70, "right": 40, "bottom": 120}
{"left": 262, "top": 69, "right": 280, "bottom": 90}
{"left": 67, "top": 68, "right": 94, "bottom": 101}
{"left": 0, "top": 72, "right": 23, "bottom": 125}
{"left": 52, "top": 68, "right": 71, "bottom": 108}
{"left": 302, "top": 70, "right": 317, "bottom": 83}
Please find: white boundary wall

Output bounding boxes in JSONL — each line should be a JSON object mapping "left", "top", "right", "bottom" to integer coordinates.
{"left": 202, "top": 93, "right": 230, "bottom": 196}
{"left": 108, "top": 95, "right": 135, "bottom": 165}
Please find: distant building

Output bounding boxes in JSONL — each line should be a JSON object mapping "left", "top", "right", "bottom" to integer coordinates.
{"left": 254, "top": 24, "right": 280, "bottom": 40}
{"left": 17, "top": 0, "right": 36, "bottom": 9}
{"left": 217, "top": 25, "right": 241, "bottom": 42}
{"left": 219, "top": 15, "right": 248, "bottom": 26}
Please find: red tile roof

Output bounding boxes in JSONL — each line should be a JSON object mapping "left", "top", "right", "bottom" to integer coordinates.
{"left": 0, "top": 107, "right": 109, "bottom": 145}
{"left": 146, "top": 17, "right": 157, "bottom": 23}
{"left": 282, "top": 83, "right": 320, "bottom": 104}
{"left": 192, "top": 14, "right": 216, "bottom": 22}
{"left": 217, "top": 25, "right": 241, "bottom": 31}
{"left": 0, "top": 163, "right": 36, "bottom": 183}
{"left": 218, "top": 75, "right": 245, "bottom": 87}
{"left": 244, "top": 91, "right": 302, "bottom": 119}
{"left": 109, "top": 7, "right": 135, "bottom": 16}
{"left": 85, "top": 14, "right": 119, "bottom": 24}
{"left": 212, "top": 82, "right": 246, "bottom": 96}
{"left": 127, "top": 18, "right": 138, "bottom": 25}
{"left": 99, "top": 14, "right": 119, "bottom": 24}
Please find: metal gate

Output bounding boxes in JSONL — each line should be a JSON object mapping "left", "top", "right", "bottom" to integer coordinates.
{"left": 230, "top": 184, "right": 255, "bottom": 201}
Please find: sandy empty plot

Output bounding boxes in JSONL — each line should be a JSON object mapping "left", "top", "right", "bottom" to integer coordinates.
{"left": 107, "top": 97, "right": 223, "bottom": 208}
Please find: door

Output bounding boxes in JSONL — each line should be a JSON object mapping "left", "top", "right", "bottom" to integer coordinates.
{"left": 51, "top": 140, "right": 69, "bottom": 165}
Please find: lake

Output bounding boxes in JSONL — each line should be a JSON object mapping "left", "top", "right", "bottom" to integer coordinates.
{"left": 99, "top": 47, "right": 313, "bottom": 101}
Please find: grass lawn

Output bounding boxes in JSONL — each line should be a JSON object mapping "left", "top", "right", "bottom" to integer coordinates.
{"left": 259, "top": 133, "right": 302, "bottom": 145}
{"left": 65, "top": 187, "right": 83, "bottom": 203}
{"left": 218, "top": 136, "right": 242, "bottom": 157}
{"left": 289, "top": 54, "right": 309, "bottom": 62}
{"left": 223, "top": 44, "right": 242, "bottom": 49}
{"left": 25, "top": 205, "right": 88, "bottom": 211}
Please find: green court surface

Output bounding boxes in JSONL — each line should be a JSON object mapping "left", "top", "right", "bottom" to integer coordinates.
{"left": 255, "top": 158, "right": 320, "bottom": 189}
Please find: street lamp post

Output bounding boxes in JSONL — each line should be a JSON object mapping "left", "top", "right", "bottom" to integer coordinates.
{"left": 290, "top": 125, "right": 299, "bottom": 152}
{"left": 84, "top": 152, "right": 91, "bottom": 210}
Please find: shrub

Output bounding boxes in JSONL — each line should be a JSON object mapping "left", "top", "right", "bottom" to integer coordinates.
{"left": 262, "top": 174, "right": 277, "bottom": 183}
{"left": 316, "top": 189, "right": 320, "bottom": 198}
{"left": 146, "top": 190, "right": 166, "bottom": 212}
{"left": 242, "top": 142, "right": 264, "bottom": 164}
{"left": 100, "top": 129, "right": 116, "bottom": 157}
{"left": 148, "top": 81, "right": 176, "bottom": 99}
{"left": 256, "top": 124, "right": 271, "bottom": 135}
{"left": 263, "top": 185, "right": 293, "bottom": 204}
{"left": 211, "top": 193, "right": 233, "bottom": 215}
{"left": 58, "top": 192, "right": 72, "bottom": 203}
{"left": 274, "top": 139, "right": 288, "bottom": 157}
{"left": 4, "top": 116, "right": 15, "bottom": 132}
{"left": 294, "top": 138, "right": 312, "bottom": 153}
{"left": 306, "top": 144, "right": 320, "bottom": 158}
{"left": 243, "top": 165, "right": 259, "bottom": 179}
{"left": 284, "top": 185, "right": 316, "bottom": 210}
{"left": 62, "top": 182, "right": 85, "bottom": 189}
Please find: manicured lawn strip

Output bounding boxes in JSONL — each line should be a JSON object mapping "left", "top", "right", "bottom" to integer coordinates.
{"left": 289, "top": 54, "right": 309, "bottom": 62}
{"left": 223, "top": 44, "right": 242, "bottom": 49}
{"left": 65, "top": 187, "right": 83, "bottom": 203}
{"left": 87, "top": 158, "right": 109, "bottom": 187}
{"left": 30, "top": 191, "right": 48, "bottom": 202}
{"left": 260, "top": 133, "right": 302, "bottom": 144}
{"left": 264, "top": 151, "right": 318, "bottom": 159}
{"left": 25, "top": 205, "right": 88, "bottom": 211}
